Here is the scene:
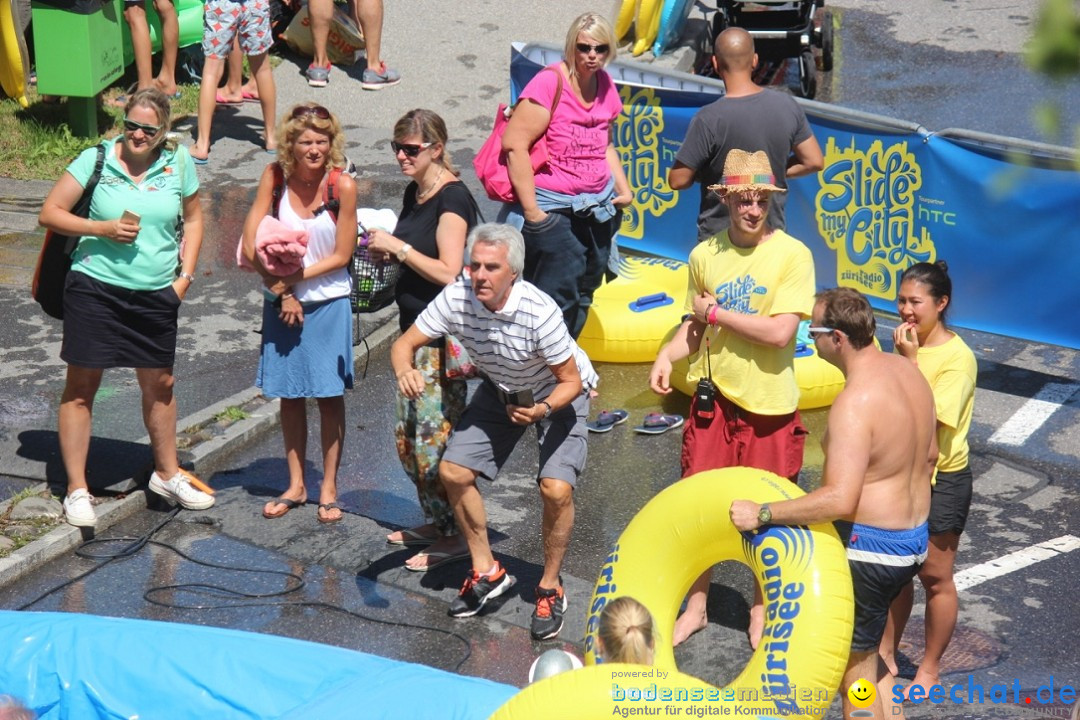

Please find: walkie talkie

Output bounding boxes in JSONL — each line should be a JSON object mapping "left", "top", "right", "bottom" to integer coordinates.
{"left": 694, "top": 335, "right": 718, "bottom": 420}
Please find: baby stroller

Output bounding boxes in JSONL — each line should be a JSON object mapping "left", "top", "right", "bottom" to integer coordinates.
{"left": 708, "top": 0, "right": 833, "bottom": 98}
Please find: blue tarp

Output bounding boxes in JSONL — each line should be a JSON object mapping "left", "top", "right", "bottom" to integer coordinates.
{"left": 509, "top": 46, "right": 1080, "bottom": 349}
{"left": 0, "top": 611, "right": 516, "bottom": 719}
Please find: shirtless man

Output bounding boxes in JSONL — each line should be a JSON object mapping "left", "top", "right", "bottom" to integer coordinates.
{"left": 730, "top": 287, "right": 937, "bottom": 720}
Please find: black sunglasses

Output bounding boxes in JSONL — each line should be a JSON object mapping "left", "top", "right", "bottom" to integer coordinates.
{"left": 123, "top": 118, "right": 161, "bottom": 135}
{"left": 391, "top": 140, "right": 432, "bottom": 158}
{"left": 291, "top": 105, "right": 331, "bottom": 120}
{"left": 576, "top": 42, "right": 610, "bottom": 54}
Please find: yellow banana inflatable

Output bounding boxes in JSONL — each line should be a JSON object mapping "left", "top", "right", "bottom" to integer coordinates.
{"left": 0, "top": 0, "right": 29, "bottom": 108}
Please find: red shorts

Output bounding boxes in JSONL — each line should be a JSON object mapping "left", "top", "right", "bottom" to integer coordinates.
{"left": 680, "top": 391, "right": 807, "bottom": 481}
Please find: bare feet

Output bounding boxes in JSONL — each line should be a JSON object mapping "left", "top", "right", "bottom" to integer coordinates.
{"left": 747, "top": 603, "right": 765, "bottom": 649}
{"left": 404, "top": 534, "right": 468, "bottom": 571}
{"left": 386, "top": 523, "right": 438, "bottom": 546}
{"left": 673, "top": 608, "right": 708, "bottom": 646}
{"left": 903, "top": 669, "right": 940, "bottom": 700}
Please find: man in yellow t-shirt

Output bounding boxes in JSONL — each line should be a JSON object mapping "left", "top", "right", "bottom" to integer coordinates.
{"left": 649, "top": 149, "right": 815, "bottom": 650}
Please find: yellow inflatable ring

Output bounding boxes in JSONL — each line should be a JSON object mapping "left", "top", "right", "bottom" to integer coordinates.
{"left": 578, "top": 256, "right": 688, "bottom": 363}
{"left": 665, "top": 321, "right": 848, "bottom": 411}
{"left": 492, "top": 468, "right": 854, "bottom": 719}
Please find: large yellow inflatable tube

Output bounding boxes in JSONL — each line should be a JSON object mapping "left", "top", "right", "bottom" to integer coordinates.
{"left": 493, "top": 468, "right": 854, "bottom": 719}
{"left": 578, "top": 256, "right": 688, "bottom": 363}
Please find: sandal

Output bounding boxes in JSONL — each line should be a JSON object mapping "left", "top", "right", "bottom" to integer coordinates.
{"left": 386, "top": 527, "right": 437, "bottom": 547}
{"left": 633, "top": 413, "right": 684, "bottom": 435}
{"left": 317, "top": 502, "right": 344, "bottom": 524}
{"left": 586, "top": 409, "right": 629, "bottom": 433}
{"left": 263, "top": 496, "right": 304, "bottom": 519}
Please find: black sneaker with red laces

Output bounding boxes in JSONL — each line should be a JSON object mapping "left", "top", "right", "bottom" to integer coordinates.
{"left": 448, "top": 562, "right": 515, "bottom": 618}
{"left": 530, "top": 580, "right": 567, "bottom": 640}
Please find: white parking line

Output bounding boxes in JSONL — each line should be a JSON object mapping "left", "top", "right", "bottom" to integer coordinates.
{"left": 988, "top": 382, "right": 1080, "bottom": 446}
{"left": 955, "top": 535, "right": 1080, "bottom": 592}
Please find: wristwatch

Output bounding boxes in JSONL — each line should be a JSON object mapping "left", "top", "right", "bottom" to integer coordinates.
{"left": 539, "top": 401, "right": 553, "bottom": 418}
{"left": 396, "top": 243, "right": 412, "bottom": 262}
{"left": 757, "top": 504, "right": 772, "bottom": 526}
{"left": 178, "top": 271, "right": 195, "bottom": 283}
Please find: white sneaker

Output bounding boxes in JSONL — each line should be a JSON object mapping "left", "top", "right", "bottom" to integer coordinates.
{"left": 63, "top": 488, "right": 97, "bottom": 527}
{"left": 149, "top": 470, "right": 215, "bottom": 510}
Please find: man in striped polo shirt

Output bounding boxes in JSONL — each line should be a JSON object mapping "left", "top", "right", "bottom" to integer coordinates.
{"left": 391, "top": 223, "right": 597, "bottom": 640}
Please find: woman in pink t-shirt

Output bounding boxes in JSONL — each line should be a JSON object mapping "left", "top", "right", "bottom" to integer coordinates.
{"left": 502, "top": 12, "right": 632, "bottom": 339}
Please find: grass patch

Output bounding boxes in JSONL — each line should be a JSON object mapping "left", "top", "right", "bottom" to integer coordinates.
{"left": 0, "top": 83, "right": 200, "bottom": 181}
{"left": 1, "top": 50, "right": 286, "bottom": 181}
{"left": 214, "top": 406, "right": 249, "bottom": 423}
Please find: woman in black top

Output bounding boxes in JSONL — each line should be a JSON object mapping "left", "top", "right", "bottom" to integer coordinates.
{"left": 367, "top": 109, "right": 479, "bottom": 571}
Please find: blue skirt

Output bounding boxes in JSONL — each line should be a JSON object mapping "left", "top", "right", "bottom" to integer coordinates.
{"left": 256, "top": 295, "right": 354, "bottom": 398}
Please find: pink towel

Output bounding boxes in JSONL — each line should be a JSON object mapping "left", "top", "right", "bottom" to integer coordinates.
{"left": 236, "top": 215, "right": 309, "bottom": 276}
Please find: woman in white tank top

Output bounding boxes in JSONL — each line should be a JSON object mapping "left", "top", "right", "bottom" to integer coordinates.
{"left": 240, "top": 104, "right": 358, "bottom": 525}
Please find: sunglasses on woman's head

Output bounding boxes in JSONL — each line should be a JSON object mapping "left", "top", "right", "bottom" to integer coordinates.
{"left": 576, "top": 42, "right": 610, "bottom": 54}
{"left": 291, "top": 105, "right": 331, "bottom": 120}
{"left": 391, "top": 141, "right": 432, "bottom": 158}
{"left": 123, "top": 118, "right": 161, "bottom": 135}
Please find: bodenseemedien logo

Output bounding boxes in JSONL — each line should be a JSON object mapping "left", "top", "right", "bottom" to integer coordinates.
{"left": 892, "top": 676, "right": 1077, "bottom": 717}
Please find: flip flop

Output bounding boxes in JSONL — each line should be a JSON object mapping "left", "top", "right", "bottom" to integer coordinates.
{"left": 215, "top": 93, "right": 242, "bottom": 106}
{"left": 404, "top": 549, "right": 471, "bottom": 573}
{"left": 191, "top": 152, "right": 209, "bottom": 166}
{"left": 263, "top": 496, "right": 304, "bottom": 519}
{"left": 386, "top": 528, "right": 437, "bottom": 547}
{"left": 586, "top": 408, "right": 629, "bottom": 433}
{"left": 242, "top": 91, "right": 261, "bottom": 103}
{"left": 633, "top": 412, "right": 684, "bottom": 435}
{"left": 317, "top": 502, "right": 345, "bottom": 524}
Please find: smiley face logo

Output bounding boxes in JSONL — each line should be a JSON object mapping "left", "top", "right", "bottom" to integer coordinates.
{"left": 847, "top": 678, "right": 876, "bottom": 708}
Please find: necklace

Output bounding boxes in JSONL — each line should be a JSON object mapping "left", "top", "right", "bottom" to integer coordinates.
{"left": 416, "top": 165, "right": 446, "bottom": 201}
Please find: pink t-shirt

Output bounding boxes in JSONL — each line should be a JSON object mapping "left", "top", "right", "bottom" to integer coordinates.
{"left": 520, "top": 64, "right": 624, "bottom": 195}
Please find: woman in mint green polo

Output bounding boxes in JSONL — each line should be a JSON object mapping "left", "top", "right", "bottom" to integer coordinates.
{"left": 38, "top": 88, "right": 215, "bottom": 529}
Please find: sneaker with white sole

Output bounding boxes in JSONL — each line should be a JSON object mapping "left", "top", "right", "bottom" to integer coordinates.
{"left": 360, "top": 62, "right": 400, "bottom": 90}
{"left": 306, "top": 63, "right": 330, "bottom": 88}
{"left": 149, "top": 470, "right": 215, "bottom": 510}
{"left": 530, "top": 580, "right": 567, "bottom": 640}
{"left": 448, "top": 562, "right": 514, "bottom": 618}
{"left": 63, "top": 488, "right": 97, "bottom": 527}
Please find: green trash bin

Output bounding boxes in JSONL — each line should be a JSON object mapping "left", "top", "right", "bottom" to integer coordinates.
{"left": 31, "top": 0, "right": 124, "bottom": 136}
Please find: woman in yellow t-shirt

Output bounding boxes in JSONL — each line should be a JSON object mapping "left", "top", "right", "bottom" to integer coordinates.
{"left": 879, "top": 260, "right": 977, "bottom": 693}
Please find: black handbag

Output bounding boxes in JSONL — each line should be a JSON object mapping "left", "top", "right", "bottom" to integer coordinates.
{"left": 31, "top": 144, "right": 107, "bottom": 320}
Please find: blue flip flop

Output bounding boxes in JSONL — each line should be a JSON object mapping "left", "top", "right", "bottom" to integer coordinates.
{"left": 633, "top": 412, "right": 684, "bottom": 435}
{"left": 586, "top": 409, "right": 629, "bottom": 433}
{"left": 191, "top": 152, "right": 209, "bottom": 165}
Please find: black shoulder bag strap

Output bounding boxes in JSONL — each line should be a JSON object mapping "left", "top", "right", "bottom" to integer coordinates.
{"left": 65, "top": 143, "right": 107, "bottom": 253}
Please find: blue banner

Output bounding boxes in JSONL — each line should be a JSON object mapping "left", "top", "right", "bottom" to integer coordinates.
{"left": 509, "top": 48, "right": 1080, "bottom": 349}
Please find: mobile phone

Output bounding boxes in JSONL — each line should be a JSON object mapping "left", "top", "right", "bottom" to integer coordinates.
{"left": 121, "top": 209, "right": 141, "bottom": 224}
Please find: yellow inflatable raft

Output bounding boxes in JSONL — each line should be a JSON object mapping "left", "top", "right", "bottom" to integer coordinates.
{"left": 492, "top": 467, "right": 854, "bottom": 718}
{"left": 577, "top": 255, "right": 688, "bottom": 364}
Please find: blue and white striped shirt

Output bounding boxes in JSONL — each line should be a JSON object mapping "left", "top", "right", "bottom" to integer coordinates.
{"left": 415, "top": 277, "right": 598, "bottom": 398}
